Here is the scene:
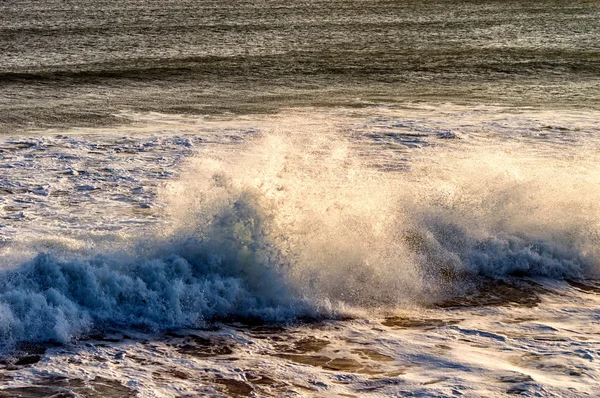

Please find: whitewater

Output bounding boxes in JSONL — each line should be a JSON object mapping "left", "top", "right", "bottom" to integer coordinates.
{"left": 0, "top": 106, "right": 599, "bottom": 396}
{"left": 2, "top": 0, "right": 600, "bottom": 395}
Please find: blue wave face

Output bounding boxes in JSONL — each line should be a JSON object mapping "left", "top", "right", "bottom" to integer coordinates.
{"left": 0, "top": 247, "right": 304, "bottom": 348}
{"left": 0, "top": 177, "right": 316, "bottom": 348}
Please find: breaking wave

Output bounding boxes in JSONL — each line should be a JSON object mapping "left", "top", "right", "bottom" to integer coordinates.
{"left": 1, "top": 117, "right": 599, "bottom": 347}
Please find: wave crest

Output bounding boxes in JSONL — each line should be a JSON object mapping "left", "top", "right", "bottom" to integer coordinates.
{"left": 1, "top": 115, "right": 599, "bottom": 346}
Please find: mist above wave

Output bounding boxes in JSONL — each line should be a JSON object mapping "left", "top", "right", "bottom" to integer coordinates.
{"left": 163, "top": 118, "right": 600, "bottom": 303}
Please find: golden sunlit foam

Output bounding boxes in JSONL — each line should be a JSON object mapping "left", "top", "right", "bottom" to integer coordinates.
{"left": 159, "top": 113, "right": 600, "bottom": 312}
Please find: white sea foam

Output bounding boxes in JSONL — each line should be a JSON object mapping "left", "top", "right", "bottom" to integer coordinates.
{"left": 0, "top": 106, "right": 599, "bottom": 348}
{"left": 161, "top": 112, "right": 600, "bottom": 306}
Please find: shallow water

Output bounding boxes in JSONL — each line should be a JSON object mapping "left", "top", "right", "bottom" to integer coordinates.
{"left": 1, "top": 278, "right": 599, "bottom": 397}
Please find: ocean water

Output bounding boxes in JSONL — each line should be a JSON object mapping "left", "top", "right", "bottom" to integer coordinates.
{"left": 1, "top": 1, "right": 600, "bottom": 397}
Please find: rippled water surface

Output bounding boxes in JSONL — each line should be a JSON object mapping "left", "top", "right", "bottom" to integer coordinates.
{"left": 1, "top": 0, "right": 599, "bottom": 130}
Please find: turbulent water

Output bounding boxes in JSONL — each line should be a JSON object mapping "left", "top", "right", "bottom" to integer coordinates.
{"left": 1, "top": 1, "right": 600, "bottom": 397}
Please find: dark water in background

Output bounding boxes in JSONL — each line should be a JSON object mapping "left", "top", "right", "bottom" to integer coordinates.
{"left": 0, "top": 0, "right": 599, "bottom": 131}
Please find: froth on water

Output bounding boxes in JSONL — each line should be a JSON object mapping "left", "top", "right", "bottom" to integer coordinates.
{"left": 161, "top": 113, "right": 600, "bottom": 309}
{"left": 0, "top": 110, "right": 599, "bottom": 347}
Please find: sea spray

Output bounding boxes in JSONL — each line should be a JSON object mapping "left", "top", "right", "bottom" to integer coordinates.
{"left": 0, "top": 113, "right": 599, "bottom": 347}
{"left": 160, "top": 123, "right": 427, "bottom": 309}
{"left": 161, "top": 117, "right": 600, "bottom": 308}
